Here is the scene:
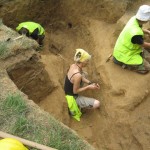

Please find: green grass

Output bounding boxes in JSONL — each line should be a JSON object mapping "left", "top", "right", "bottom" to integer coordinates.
{"left": 2, "top": 93, "right": 27, "bottom": 112}
{"left": 0, "top": 42, "right": 9, "bottom": 59}
{"left": 0, "top": 93, "right": 93, "bottom": 150}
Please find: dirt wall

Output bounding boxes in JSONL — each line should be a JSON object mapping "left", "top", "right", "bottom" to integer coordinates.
{"left": 0, "top": 0, "right": 135, "bottom": 27}
{"left": 7, "top": 55, "right": 55, "bottom": 103}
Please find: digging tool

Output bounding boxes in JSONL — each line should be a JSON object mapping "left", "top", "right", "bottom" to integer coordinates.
{"left": 0, "top": 131, "right": 57, "bottom": 150}
{"left": 106, "top": 53, "right": 112, "bottom": 62}
{"left": 6, "top": 35, "right": 24, "bottom": 42}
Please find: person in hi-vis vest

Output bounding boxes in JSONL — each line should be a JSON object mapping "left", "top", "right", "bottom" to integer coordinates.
{"left": 16, "top": 22, "right": 45, "bottom": 46}
{"left": 113, "top": 5, "right": 150, "bottom": 74}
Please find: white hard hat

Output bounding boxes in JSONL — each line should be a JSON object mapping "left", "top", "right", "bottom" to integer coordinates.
{"left": 136, "top": 5, "right": 150, "bottom": 21}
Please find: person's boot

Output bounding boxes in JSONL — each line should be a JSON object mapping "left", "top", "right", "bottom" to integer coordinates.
{"left": 136, "top": 70, "right": 149, "bottom": 74}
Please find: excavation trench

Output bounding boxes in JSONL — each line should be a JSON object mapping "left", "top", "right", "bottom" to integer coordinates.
{"left": 1, "top": 0, "right": 150, "bottom": 150}
{"left": 7, "top": 55, "right": 55, "bottom": 104}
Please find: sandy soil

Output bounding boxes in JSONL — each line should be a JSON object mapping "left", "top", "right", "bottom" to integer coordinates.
{"left": 39, "top": 11, "right": 150, "bottom": 150}
{"left": 39, "top": 2, "right": 150, "bottom": 149}
{"left": 0, "top": 0, "right": 150, "bottom": 149}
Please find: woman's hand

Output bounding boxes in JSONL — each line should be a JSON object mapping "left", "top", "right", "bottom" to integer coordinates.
{"left": 87, "top": 83, "right": 100, "bottom": 90}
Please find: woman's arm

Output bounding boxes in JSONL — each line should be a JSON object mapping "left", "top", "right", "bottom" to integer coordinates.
{"left": 142, "top": 42, "right": 150, "bottom": 49}
{"left": 143, "top": 29, "right": 150, "bottom": 35}
{"left": 81, "top": 76, "right": 91, "bottom": 84}
{"left": 73, "top": 74, "right": 99, "bottom": 94}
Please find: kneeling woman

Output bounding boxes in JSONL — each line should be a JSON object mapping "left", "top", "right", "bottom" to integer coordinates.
{"left": 64, "top": 48, "right": 100, "bottom": 121}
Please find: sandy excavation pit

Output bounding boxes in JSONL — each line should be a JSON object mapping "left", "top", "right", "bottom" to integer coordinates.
{"left": 0, "top": 0, "right": 150, "bottom": 150}
{"left": 7, "top": 55, "right": 55, "bottom": 104}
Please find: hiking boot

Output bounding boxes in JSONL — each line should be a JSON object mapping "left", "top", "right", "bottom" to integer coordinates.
{"left": 136, "top": 70, "right": 149, "bottom": 74}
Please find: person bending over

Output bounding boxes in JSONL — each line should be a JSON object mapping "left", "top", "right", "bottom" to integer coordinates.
{"left": 16, "top": 21, "right": 45, "bottom": 46}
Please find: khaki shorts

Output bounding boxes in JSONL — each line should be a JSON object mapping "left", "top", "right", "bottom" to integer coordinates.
{"left": 75, "top": 95, "right": 95, "bottom": 108}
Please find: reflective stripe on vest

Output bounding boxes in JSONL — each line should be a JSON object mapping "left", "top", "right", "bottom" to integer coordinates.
{"left": 113, "top": 16, "right": 144, "bottom": 65}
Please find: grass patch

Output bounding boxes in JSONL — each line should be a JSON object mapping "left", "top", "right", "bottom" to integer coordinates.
{"left": 0, "top": 93, "right": 93, "bottom": 150}
{"left": 2, "top": 93, "right": 27, "bottom": 113}
{"left": 0, "top": 42, "right": 9, "bottom": 59}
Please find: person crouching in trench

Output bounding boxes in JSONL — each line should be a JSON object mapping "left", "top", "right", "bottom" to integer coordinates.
{"left": 113, "top": 5, "right": 150, "bottom": 74}
{"left": 16, "top": 21, "right": 45, "bottom": 47}
{"left": 64, "top": 48, "right": 100, "bottom": 121}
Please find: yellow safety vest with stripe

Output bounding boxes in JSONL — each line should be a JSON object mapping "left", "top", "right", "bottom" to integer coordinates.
{"left": 113, "top": 16, "right": 144, "bottom": 65}
{"left": 16, "top": 22, "right": 45, "bottom": 36}
{"left": 65, "top": 95, "right": 82, "bottom": 121}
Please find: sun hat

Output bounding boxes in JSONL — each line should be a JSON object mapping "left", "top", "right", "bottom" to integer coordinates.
{"left": 136, "top": 5, "right": 150, "bottom": 21}
{"left": 74, "top": 48, "right": 91, "bottom": 63}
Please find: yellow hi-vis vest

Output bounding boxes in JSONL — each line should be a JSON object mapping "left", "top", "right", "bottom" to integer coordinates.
{"left": 16, "top": 22, "right": 45, "bottom": 36}
{"left": 113, "top": 16, "right": 144, "bottom": 65}
{"left": 65, "top": 95, "right": 82, "bottom": 121}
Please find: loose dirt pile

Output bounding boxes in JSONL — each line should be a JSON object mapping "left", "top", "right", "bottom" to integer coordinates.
{"left": 0, "top": 0, "right": 150, "bottom": 149}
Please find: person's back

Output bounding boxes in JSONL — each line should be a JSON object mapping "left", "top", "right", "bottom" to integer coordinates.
{"left": 16, "top": 22, "right": 44, "bottom": 35}
{"left": 113, "top": 16, "right": 143, "bottom": 65}
{"left": 16, "top": 21, "right": 45, "bottom": 46}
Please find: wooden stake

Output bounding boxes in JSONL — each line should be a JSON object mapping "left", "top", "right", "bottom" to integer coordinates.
{"left": 13, "top": 35, "right": 24, "bottom": 41}
{"left": 0, "top": 131, "right": 57, "bottom": 150}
